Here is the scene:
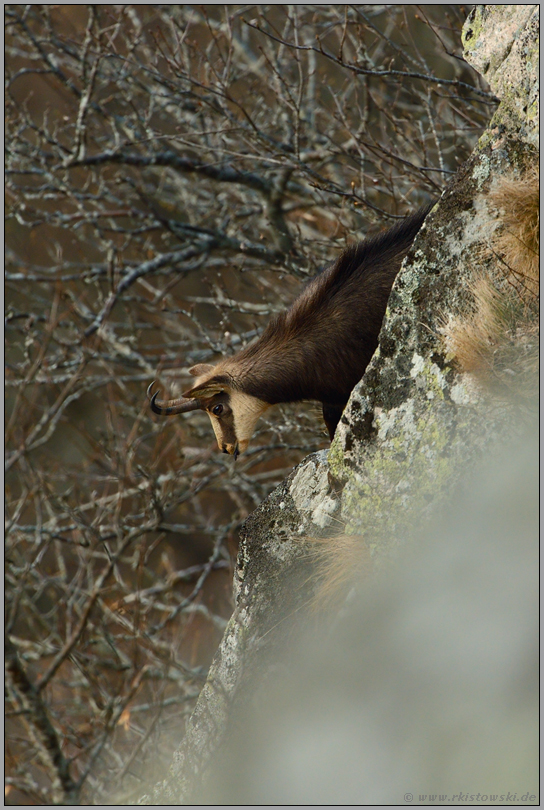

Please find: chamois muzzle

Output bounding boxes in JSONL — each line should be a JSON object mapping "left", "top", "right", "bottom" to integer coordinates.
{"left": 147, "top": 382, "right": 202, "bottom": 416}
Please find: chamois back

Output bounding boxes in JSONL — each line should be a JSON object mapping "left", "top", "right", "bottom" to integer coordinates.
{"left": 228, "top": 204, "right": 433, "bottom": 407}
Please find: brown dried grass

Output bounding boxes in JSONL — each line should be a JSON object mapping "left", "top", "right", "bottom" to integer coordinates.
{"left": 442, "top": 166, "right": 539, "bottom": 396}
{"left": 490, "top": 165, "right": 540, "bottom": 298}
{"left": 307, "top": 532, "right": 372, "bottom": 611}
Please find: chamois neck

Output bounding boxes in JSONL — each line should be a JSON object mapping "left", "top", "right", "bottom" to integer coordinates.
{"left": 236, "top": 337, "right": 320, "bottom": 405}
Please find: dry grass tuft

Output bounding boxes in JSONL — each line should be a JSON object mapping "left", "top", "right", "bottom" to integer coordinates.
{"left": 442, "top": 166, "right": 539, "bottom": 396}
{"left": 306, "top": 533, "right": 372, "bottom": 611}
{"left": 490, "top": 165, "right": 540, "bottom": 299}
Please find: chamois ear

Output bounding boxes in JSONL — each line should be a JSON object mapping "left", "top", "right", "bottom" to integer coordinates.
{"left": 182, "top": 376, "right": 231, "bottom": 399}
{"left": 188, "top": 363, "right": 214, "bottom": 377}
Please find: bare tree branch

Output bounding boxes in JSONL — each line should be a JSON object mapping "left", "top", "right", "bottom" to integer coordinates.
{"left": 4, "top": 5, "right": 494, "bottom": 803}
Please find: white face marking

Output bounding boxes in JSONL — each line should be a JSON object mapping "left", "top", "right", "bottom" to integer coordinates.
{"left": 208, "top": 415, "right": 230, "bottom": 453}
{"left": 229, "top": 390, "right": 270, "bottom": 453}
{"left": 186, "top": 367, "right": 270, "bottom": 455}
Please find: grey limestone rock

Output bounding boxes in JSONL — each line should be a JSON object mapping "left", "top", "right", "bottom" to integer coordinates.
{"left": 462, "top": 4, "right": 539, "bottom": 147}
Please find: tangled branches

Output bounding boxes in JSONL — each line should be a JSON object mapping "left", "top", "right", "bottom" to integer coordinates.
{"left": 5, "top": 5, "right": 493, "bottom": 803}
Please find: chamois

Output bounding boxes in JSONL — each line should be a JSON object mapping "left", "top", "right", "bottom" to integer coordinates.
{"left": 148, "top": 204, "right": 432, "bottom": 457}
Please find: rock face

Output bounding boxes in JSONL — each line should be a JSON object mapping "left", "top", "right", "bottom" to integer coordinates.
{"left": 330, "top": 137, "right": 537, "bottom": 564}
{"left": 200, "top": 424, "right": 538, "bottom": 805}
{"left": 462, "top": 4, "right": 539, "bottom": 147}
{"left": 143, "top": 6, "right": 539, "bottom": 804}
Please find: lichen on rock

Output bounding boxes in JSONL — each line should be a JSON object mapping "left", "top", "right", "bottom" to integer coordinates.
{"left": 330, "top": 137, "right": 537, "bottom": 564}
{"left": 463, "top": 5, "right": 539, "bottom": 147}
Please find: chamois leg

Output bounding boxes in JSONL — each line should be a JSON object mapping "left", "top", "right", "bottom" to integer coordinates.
{"left": 322, "top": 403, "right": 345, "bottom": 441}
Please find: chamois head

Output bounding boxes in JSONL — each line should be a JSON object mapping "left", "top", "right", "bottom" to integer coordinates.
{"left": 148, "top": 363, "right": 270, "bottom": 459}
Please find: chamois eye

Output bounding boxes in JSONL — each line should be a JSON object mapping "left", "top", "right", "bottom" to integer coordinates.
{"left": 212, "top": 403, "right": 223, "bottom": 416}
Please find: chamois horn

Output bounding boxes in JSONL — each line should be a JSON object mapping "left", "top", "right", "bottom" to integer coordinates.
{"left": 147, "top": 382, "right": 202, "bottom": 416}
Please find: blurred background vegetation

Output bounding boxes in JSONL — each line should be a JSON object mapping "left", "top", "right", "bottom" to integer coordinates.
{"left": 4, "top": 5, "right": 496, "bottom": 804}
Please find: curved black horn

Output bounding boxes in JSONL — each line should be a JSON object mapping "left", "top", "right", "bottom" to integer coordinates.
{"left": 147, "top": 382, "right": 202, "bottom": 416}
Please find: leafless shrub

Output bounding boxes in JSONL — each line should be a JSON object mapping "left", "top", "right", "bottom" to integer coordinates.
{"left": 4, "top": 5, "right": 494, "bottom": 804}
